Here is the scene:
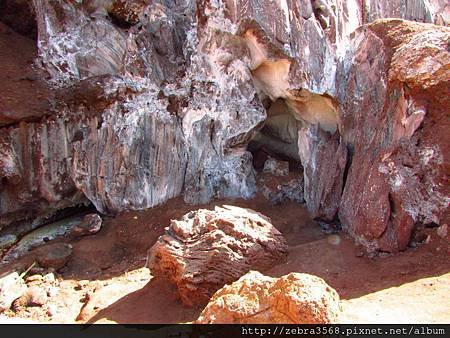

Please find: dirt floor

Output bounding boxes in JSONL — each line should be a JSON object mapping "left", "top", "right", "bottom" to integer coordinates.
{"left": 0, "top": 194, "right": 449, "bottom": 324}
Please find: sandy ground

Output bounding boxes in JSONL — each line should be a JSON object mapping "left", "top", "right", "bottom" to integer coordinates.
{"left": 0, "top": 195, "right": 448, "bottom": 324}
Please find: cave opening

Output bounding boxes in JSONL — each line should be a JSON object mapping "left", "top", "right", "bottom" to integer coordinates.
{"left": 0, "top": 0, "right": 38, "bottom": 41}
{"left": 247, "top": 97, "right": 305, "bottom": 205}
{"left": 248, "top": 98, "right": 302, "bottom": 171}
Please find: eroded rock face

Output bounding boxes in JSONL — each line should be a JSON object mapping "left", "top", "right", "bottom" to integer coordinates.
{"left": 195, "top": 270, "right": 340, "bottom": 324}
{"left": 149, "top": 206, "right": 288, "bottom": 307}
{"left": 0, "top": 0, "right": 448, "bottom": 253}
{"left": 338, "top": 20, "right": 450, "bottom": 252}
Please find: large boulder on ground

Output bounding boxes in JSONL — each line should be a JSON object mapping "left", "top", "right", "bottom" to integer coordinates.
{"left": 195, "top": 270, "right": 340, "bottom": 324}
{"left": 148, "top": 206, "right": 288, "bottom": 307}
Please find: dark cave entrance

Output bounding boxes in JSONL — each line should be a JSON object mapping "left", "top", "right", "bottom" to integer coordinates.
{"left": 247, "top": 98, "right": 305, "bottom": 204}
{"left": 0, "top": 0, "right": 38, "bottom": 41}
{"left": 248, "top": 98, "right": 302, "bottom": 169}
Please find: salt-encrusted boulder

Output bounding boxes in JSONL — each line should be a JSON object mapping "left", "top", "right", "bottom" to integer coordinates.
{"left": 195, "top": 271, "right": 340, "bottom": 324}
{"left": 148, "top": 206, "right": 288, "bottom": 307}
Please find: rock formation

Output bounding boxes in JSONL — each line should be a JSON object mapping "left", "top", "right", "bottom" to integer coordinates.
{"left": 338, "top": 20, "right": 450, "bottom": 252}
{"left": 195, "top": 270, "right": 341, "bottom": 324}
{"left": 148, "top": 206, "right": 288, "bottom": 307}
{"left": 0, "top": 0, "right": 448, "bottom": 253}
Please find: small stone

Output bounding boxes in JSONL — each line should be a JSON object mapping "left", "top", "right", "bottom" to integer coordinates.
{"left": 46, "top": 304, "right": 57, "bottom": 317}
{"left": 25, "top": 286, "right": 48, "bottom": 306}
{"left": 0, "top": 272, "right": 27, "bottom": 312}
{"left": 13, "top": 285, "right": 47, "bottom": 309}
{"left": 47, "top": 286, "right": 59, "bottom": 297}
{"left": 43, "top": 273, "right": 56, "bottom": 283}
{"left": 195, "top": 271, "right": 340, "bottom": 324}
{"left": 327, "top": 234, "right": 341, "bottom": 246}
{"left": 437, "top": 224, "right": 448, "bottom": 238}
{"left": 263, "top": 157, "right": 289, "bottom": 176}
{"left": 25, "top": 275, "right": 43, "bottom": 284}
{"left": 35, "top": 243, "right": 72, "bottom": 270}
{"left": 355, "top": 250, "right": 364, "bottom": 258}
{"left": 69, "top": 214, "right": 102, "bottom": 237}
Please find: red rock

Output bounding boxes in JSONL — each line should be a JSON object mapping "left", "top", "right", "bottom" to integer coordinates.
{"left": 69, "top": 214, "right": 102, "bottom": 238}
{"left": 149, "top": 206, "right": 288, "bottom": 307}
{"left": 34, "top": 243, "right": 73, "bottom": 270}
{"left": 338, "top": 20, "right": 450, "bottom": 252}
{"left": 195, "top": 271, "right": 341, "bottom": 324}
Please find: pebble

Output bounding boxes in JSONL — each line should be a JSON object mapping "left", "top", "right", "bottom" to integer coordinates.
{"left": 46, "top": 304, "right": 57, "bottom": 317}
{"left": 25, "top": 274, "right": 43, "bottom": 284}
{"left": 47, "top": 286, "right": 59, "bottom": 297}
{"left": 437, "top": 224, "right": 448, "bottom": 238}
{"left": 26, "top": 286, "right": 48, "bottom": 306}
{"left": 327, "top": 234, "right": 341, "bottom": 246}
{"left": 13, "top": 286, "right": 48, "bottom": 309}
{"left": 43, "top": 273, "right": 55, "bottom": 283}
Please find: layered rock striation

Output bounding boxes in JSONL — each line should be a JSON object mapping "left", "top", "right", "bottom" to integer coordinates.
{"left": 0, "top": 0, "right": 448, "bottom": 252}
{"left": 148, "top": 206, "right": 288, "bottom": 307}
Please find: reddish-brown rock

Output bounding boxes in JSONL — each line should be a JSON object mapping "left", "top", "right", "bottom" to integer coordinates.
{"left": 338, "top": 20, "right": 450, "bottom": 252}
{"left": 195, "top": 271, "right": 340, "bottom": 324}
{"left": 148, "top": 206, "right": 288, "bottom": 307}
{"left": 34, "top": 242, "right": 72, "bottom": 269}
{"left": 0, "top": 1, "right": 448, "bottom": 255}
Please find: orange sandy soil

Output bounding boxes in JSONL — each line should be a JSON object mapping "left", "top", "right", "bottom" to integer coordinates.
{"left": 0, "top": 195, "right": 449, "bottom": 324}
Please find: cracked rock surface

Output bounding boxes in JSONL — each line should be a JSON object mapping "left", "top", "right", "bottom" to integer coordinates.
{"left": 149, "top": 206, "right": 288, "bottom": 307}
{"left": 195, "top": 270, "right": 341, "bottom": 324}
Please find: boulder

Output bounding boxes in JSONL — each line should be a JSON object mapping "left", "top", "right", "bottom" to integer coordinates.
{"left": 0, "top": 272, "right": 26, "bottom": 312}
{"left": 195, "top": 271, "right": 340, "bottom": 324}
{"left": 149, "top": 206, "right": 288, "bottom": 307}
{"left": 34, "top": 243, "right": 73, "bottom": 270}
